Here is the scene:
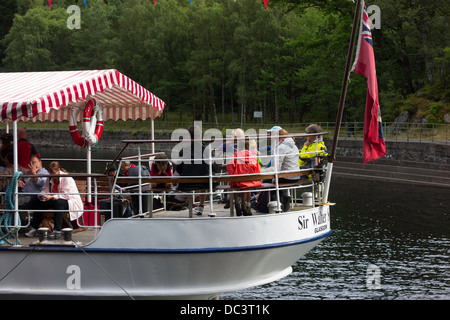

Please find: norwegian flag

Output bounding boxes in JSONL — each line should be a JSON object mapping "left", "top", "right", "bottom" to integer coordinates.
{"left": 352, "top": 1, "right": 386, "bottom": 164}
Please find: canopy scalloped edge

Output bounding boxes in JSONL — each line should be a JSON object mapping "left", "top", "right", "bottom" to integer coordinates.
{"left": 0, "top": 69, "right": 165, "bottom": 122}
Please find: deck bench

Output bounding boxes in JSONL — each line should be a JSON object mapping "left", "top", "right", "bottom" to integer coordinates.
{"left": 0, "top": 167, "right": 321, "bottom": 226}
{"left": 114, "top": 168, "right": 317, "bottom": 217}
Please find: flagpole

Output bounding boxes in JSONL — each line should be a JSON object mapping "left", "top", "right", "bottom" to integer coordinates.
{"left": 323, "top": 0, "right": 362, "bottom": 203}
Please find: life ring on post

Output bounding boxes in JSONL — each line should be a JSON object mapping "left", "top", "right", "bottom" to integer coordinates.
{"left": 82, "top": 98, "right": 104, "bottom": 146}
{"left": 69, "top": 98, "right": 104, "bottom": 148}
{"left": 69, "top": 107, "right": 86, "bottom": 148}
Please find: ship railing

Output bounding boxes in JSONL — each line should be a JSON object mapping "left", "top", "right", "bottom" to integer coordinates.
{"left": 110, "top": 169, "right": 318, "bottom": 217}
{"left": 0, "top": 131, "right": 329, "bottom": 239}
{"left": 0, "top": 173, "right": 113, "bottom": 242}
{"left": 0, "top": 169, "right": 324, "bottom": 242}
{"left": 103, "top": 131, "right": 329, "bottom": 218}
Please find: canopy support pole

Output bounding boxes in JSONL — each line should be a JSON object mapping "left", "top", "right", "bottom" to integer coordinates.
{"left": 151, "top": 118, "right": 155, "bottom": 153}
{"left": 272, "top": 132, "right": 281, "bottom": 213}
{"left": 87, "top": 148, "right": 92, "bottom": 203}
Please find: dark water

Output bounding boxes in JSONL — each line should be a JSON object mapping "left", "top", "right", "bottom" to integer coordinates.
{"left": 223, "top": 178, "right": 450, "bottom": 300}
{"left": 40, "top": 147, "right": 450, "bottom": 300}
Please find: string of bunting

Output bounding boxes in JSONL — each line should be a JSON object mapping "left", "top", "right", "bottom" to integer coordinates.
{"left": 48, "top": 0, "right": 270, "bottom": 11}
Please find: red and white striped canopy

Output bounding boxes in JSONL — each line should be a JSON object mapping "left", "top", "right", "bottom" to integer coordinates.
{"left": 0, "top": 69, "right": 166, "bottom": 122}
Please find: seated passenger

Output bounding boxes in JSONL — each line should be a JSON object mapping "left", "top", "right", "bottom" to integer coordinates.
{"left": 299, "top": 124, "right": 327, "bottom": 183}
{"left": 25, "top": 161, "right": 83, "bottom": 240}
{"left": 0, "top": 152, "right": 15, "bottom": 176}
{"left": 150, "top": 153, "right": 173, "bottom": 189}
{"left": 218, "top": 128, "right": 245, "bottom": 162}
{"left": 106, "top": 164, "right": 117, "bottom": 177}
{"left": 120, "top": 161, "right": 151, "bottom": 215}
{"left": 261, "top": 125, "right": 282, "bottom": 168}
{"left": 18, "top": 154, "right": 49, "bottom": 209}
{"left": 261, "top": 129, "right": 299, "bottom": 212}
{"left": 0, "top": 133, "right": 13, "bottom": 170}
{"left": 175, "top": 125, "right": 217, "bottom": 215}
{"left": 120, "top": 161, "right": 150, "bottom": 177}
{"left": 18, "top": 128, "right": 40, "bottom": 170}
{"left": 263, "top": 129, "right": 300, "bottom": 183}
{"left": 249, "top": 139, "right": 263, "bottom": 169}
{"left": 218, "top": 128, "right": 245, "bottom": 209}
{"left": 227, "top": 139, "right": 261, "bottom": 216}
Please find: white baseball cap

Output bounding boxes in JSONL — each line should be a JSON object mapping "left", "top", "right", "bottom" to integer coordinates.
{"left": 267, "top": 126, "right": 282, "bottom": 132}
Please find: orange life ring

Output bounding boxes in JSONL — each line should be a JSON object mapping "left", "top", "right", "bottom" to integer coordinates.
{"left": 69, "top": 98, "right": 104, "bottom": 148}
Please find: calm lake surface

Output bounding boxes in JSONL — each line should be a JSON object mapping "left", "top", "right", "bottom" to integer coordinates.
{"left": 41, "top": 147, "right": 450, "bottom": 300}
{"left": 224, "top": 178, "right": 450, "bottom": 300}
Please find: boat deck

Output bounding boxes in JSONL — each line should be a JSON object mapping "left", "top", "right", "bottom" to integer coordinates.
{"left": 3, "top": 202, "right": 314, "bottom": 248}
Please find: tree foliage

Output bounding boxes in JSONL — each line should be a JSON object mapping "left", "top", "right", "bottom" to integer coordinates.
{"left": 1, "top": 0, "right": 448, "bottom": 124}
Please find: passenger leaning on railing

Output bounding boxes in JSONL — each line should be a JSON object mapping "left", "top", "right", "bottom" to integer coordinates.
{"left": 150, "top": 153, "right": 173, "bottom": 189}
{"left": 299, "top": 124, "right": 328, "bottom": 184}
{"left": 25, "top": 161, "right": 83, "bottom": 240}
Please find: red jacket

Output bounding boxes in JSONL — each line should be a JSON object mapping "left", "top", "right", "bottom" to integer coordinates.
{"left": 150, "top": 162, "right": 173, "bottom": 177}
{"left": 227, "top": 150, "right": 261, "bottom": 189}
{"left": 17, "top": 139, "right": 32, "bottom": 169}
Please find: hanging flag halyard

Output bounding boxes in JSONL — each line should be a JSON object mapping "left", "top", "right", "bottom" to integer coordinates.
{"left": 351, "top": 0, "right": 386, "bottom": 164}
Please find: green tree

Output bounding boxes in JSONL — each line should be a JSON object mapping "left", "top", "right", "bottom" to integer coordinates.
{"left": 66, "top": 0, "right": 119, "bottom": 69}
{"left": 3, "top": 6, "right": 74, "bottom": 71}
{"left": 2, "top": 0, "right": 446, "bottom": 125}
{"left": 0, "top": 0, "right": 18, "bottom": 70}
{"left": 186, "top": 0, "right": 223, "bottom": 124}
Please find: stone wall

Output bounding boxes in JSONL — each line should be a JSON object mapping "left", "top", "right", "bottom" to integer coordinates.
{"left": 22, "top": 129, "right": 450, "bottom": 165}
{"left": 330, "top": 139, "right": 450, "bottom": 166}
{"left": 25, "top": 128, "right": 173, "bottom": 152}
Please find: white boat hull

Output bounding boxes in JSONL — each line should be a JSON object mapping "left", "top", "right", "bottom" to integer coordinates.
{"left": 0, "top": 206, "right": 331, "bottom": 299}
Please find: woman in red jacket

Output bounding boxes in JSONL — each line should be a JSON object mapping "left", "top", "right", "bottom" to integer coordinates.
{"left": 226, "top": 139, "right": 261, "bottom": 216}
{"left": 150, "top": 153, "right": 173, "bottom": 189}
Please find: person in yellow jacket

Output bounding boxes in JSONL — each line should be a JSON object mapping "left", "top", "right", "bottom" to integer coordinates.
{"left": 299, "top": 124, "right": 327, "bottom": 183}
